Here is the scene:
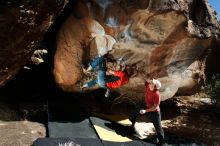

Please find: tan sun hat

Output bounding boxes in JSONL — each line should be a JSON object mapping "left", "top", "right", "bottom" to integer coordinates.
{"left": 152, "top": 78, "right": 161, "bottom": 89}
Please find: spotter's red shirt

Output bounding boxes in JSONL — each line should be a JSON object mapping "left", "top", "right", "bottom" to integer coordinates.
{"left": 145, "top": 81, "right": 160, "bottom": 111}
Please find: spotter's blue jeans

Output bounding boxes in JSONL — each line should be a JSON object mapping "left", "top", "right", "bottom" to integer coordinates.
{"left": 130, "top": 110, "right": 164, "bottom": 143}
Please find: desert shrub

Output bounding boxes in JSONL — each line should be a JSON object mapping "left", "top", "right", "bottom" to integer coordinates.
{"left": 204, "top": 74, "right": 220, "bottom": 102}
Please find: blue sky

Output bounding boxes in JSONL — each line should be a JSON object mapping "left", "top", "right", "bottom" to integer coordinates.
{"left": 209, "top": 0, "right": 220, "bottom": 20}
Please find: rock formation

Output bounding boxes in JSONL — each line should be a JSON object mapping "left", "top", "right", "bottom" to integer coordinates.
{"left": 53, "top": 0, "right": 219, "bottom": 100}
{"left": 1, "top": 1, "right": 220, "bottom": 144}
{"left": 0, "top": 0, "right": 219, "bottom": 101}
{"left": 0, "top": 0, "right": 66, "bottom": 87}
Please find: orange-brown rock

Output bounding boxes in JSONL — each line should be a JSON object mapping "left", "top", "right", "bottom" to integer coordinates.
{"left": 53, "top": 0, "right": 219, "bottom": 100}
{"left": 0, "top": 0, "right": 66, "bottom": 87}
{"left": 53, "top": 16, "right": 116, "bottom": 91}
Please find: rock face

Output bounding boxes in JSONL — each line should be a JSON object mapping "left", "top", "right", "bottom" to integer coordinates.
{"left": 0, "top": 0, "right": 219, "bottom": 101}
{"left": 0, "top": 0, "right": 66, "bottom": 87}
{"left": 54, "top": 0, "right": 219, "bottom": 100}
{"left": 53, "top": 0, "right": 219, "bottom": 100}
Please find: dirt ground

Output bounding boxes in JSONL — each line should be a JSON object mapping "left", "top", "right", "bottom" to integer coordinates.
{"left": 162, "top": 93, "right": 220, "bottom": 146}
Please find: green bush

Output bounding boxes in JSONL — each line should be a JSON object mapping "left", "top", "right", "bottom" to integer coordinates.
{"left": 204, "top": 74, "right": 220, "bottom": 102}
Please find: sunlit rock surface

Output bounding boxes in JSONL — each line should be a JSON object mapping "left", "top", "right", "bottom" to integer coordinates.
{"left": 0, "top": 121, "right": 45, "bottom": 146}
{"left": 0, "top": 103, "right": 46, "bottom": 146}
{"left": 54, "top": 0, "right": 219, "bottom": 100}
{"left": 0, "top": 0, "right": 66, "bottom": 87}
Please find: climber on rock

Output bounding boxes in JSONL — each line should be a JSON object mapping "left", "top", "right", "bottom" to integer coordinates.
{"left": 105, "top": 58, "right": 129, "bottom": 97}
{"left": 81, "top": 57, "right": 129, "bottom": 98}
{"left": 81, "top": 52, "right": 107, "bottom": 91}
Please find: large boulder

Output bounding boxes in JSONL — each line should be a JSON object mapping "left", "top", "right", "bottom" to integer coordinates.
{"left": 0, "top": 0, "right": 66, "bottom": 87}
{"left": 53, "top": 0, "right": 219, "bottom": 101}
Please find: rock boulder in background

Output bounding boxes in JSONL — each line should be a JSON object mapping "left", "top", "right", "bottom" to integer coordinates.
{"left": 54, "top": 0, "right": 219, "bottom": 100}
{"left": 0, "top": 0, "right": 66, "bottom": 87}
